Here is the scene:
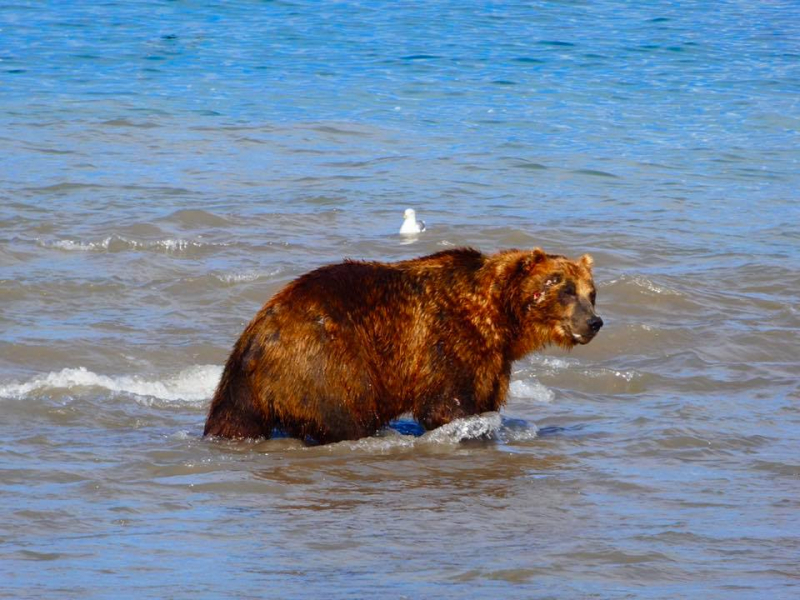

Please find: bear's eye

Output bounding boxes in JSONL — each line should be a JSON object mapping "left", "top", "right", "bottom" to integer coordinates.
{"left": 559, "top": 281, "right": 577, "bottom": 302}
{"left": 590, "top": 290, "right": 597, "bottom": 305}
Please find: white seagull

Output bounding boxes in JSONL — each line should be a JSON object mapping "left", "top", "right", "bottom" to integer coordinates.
{"left": 399, "top": 208, "right": 426, "bottom": 235}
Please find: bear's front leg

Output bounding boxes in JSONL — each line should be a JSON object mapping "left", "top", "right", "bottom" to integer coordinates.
{"left": 416, "top": 395, "right": 474, "bottom": 431}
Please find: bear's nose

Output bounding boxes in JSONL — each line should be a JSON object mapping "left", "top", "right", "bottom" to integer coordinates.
{"left": 588, "top": 316, "right": 603, "bottom": 332}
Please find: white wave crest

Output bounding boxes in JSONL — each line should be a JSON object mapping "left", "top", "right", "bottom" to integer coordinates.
{"left": 530, "top": 356, "right": 575, "bottom": 370}
{"left": 214, "top": 267, "right": 284, "bottom": 284}
{"left": 216, "top": 271, "right": 261, "bottom": 283}
{"left": 38, "top": 236, "right": 228, "bottom": 253}
{"left": 329, "top": 414, "right": 498, "bottom": 453}
{"left": 0, "top": 365, "right": 222, "bottom": 403}
{"left": 46, "top": 239, "right": 103, "bottom": 251}
{"left": 509, "top": 379, "right": 555, "bottom": 403}
{"left": 332, "top": 430, "right": 419, "bottom": 453}
{"left": 606, "top": 275, "right": 680, "bottom": 296}
{"left": 327, "top": 413, "right": 537, "bottom": 454}
{"left": 582, "top": 368, "right": 637, "bottom": 382}
{"left": 423, "top": 412, "right": 503, "bottom": 444}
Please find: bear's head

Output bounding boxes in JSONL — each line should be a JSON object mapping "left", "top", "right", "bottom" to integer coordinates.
{"left": 506, "top": 248, "right": 603, "bottom": 358}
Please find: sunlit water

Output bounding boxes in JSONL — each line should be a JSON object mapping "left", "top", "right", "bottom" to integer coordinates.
{"left": 1, "top": 1, "right": 799, "bottom": 598}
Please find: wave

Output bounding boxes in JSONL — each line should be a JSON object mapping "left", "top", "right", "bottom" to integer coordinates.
{"left": 37, "top": 235, "right": 229, "bottom": 254}
{"left": 604, "top": 274, "right": 682, "bottom": 296}
{"left": 213, "top": 267, "right": 284, "bottom": 284}
{"left": 515, "top": 358, "right": 643, "bottom": 394}
{"left": 424, "top": 412, "right": 505, "bottom": 443}
{"left": 322, "top": 413, "right": 539, "bottom": 454}
{"left": 508, "top": 379, "right": 555, "bottom": 403}
{"left": 3, "top": 368, "right": 540, "bottom": 446}
{"left": 529, "top": 356, "right": 576, "bottom": 370}
{"left": 0, "top": 365, "right": 222, "bottom": 403}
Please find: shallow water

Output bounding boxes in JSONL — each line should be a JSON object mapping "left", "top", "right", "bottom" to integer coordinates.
{"left": 1, "top": 1, "right": 800, "bottom": 598}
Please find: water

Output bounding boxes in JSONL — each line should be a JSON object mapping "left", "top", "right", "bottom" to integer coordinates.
{"left": 1, "top": 1, "right": 799, "bottom": 597}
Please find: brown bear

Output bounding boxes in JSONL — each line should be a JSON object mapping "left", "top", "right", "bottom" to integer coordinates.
{"left": 204, "top": 247, "right": 602, "bottom": 444}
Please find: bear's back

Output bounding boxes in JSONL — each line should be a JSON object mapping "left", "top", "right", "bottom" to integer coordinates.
{"left": 276, "top": 248, "right": 487, "bottom": 319}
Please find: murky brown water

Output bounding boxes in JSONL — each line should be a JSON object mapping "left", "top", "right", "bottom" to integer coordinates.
{"left": 3, "top": 198, "right": 799, "bottom": 598}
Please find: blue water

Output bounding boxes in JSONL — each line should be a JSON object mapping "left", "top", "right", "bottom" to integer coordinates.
{"left": 4, "top": 1, "right": 798, "bottom": 209}
{"left": 1, "top": 1, "right": 799, "bottom": 599}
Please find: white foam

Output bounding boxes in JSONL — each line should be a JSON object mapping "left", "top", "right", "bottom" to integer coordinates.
{"left": 325, "top": 412, "right": 502, "bottom": 453}
{"left": 607, "top": 275, "right": 680, "bottom": 296}
{"left": 47, "top": 239, "right": 104, "bottom": 251}
{"left": 530, "top": 356, "right": 575, "bottom": 370}
{"left": 154, "top": 239, "right": 197, "bottom": 252}
{"left": 423, "top": 412, "right": 503, "bottom": 444}
{"left": 216, "top": 271, "right": 261, "bottom": 283}
{"left": 0, "top": 365, "right": 222, "bottom": 403}
{"left": 38, "top": 236, "right": 228, "bottom": 253}
{"left": 333, "top": 429, "right": 418, "bottom": 453}
{"left": 508, "top": 379, "right": 555, "bottom": 403}
{"left": 214, "top": 267, "right": 284, "bottom": 284}
{"left": 324, "top": 413, "right": 509, "bottom": 453}
{"left": 325, "top": 412, "right": 538, "bottom": 453}
{"left": 582, "top": 368, "right": 637, "bottom": 382}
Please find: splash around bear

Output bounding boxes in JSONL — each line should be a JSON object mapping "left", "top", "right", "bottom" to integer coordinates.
{"left": 204, "top": 248, "right": 602, "bottom": 443}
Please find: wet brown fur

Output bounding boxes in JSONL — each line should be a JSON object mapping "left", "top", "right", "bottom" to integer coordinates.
{"left": 204, "top": 247, "right": 601, "bottom": 444}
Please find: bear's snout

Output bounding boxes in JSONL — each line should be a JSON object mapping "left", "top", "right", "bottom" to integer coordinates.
{"left": 568, "top": 311, "right": 603, "bottom": 345}
{"left": 588, "top": 315, "right": 603, "bottom": 333}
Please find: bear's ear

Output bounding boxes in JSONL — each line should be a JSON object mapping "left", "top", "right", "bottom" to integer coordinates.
{"left": 579, "top": 254, "right": 594, "bottom": 270}
{"left": 531, "top": 247, "right": 547, "bottom": 265}
{"left": 519, "top": 248, "right": 548, "bottom": 273}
